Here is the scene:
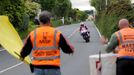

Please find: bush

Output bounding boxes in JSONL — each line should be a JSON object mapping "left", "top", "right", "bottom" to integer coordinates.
{"left": 19, "top": 19, "right": 63, "bottom": 39}
{"left": 19, "top": 21, "right": 36, "bottom": 39}
{"left": 0, "top": 0, "right": 26, "bottom": 30}
{"left": 19, "top": 14, "right": 30, "bottom": 31}
{"left": 51, "top": 19, "right": 63, "bottom": 27}
{"left": 95, "top": 1, "right": 134, "bottom": 39}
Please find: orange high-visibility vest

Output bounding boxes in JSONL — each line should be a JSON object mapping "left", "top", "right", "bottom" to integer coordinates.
{"left": 115, "top": 28, "right": 134, "bottom": 57}
{"left": 29, "top": 26, "right": 61, "bottom": 66}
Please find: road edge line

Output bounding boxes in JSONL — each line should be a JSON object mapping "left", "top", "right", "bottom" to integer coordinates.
{"left": 91, "top": 21, "right": 102, "bottom": 38}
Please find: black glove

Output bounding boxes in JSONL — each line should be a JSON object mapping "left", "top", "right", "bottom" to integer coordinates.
{"left": 14, "top": 51, "right": 24, "bottom": 61}
{"left": 29, "top": 63, "right": 34, "bottom": 73}
{"left": 19, "top": 57, "right": 24, "bottom": 61}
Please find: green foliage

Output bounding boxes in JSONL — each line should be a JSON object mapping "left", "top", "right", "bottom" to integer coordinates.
{"left": 108, "top": 0, "right": 131, "bottom": 5}
{"left": 91, "top": 0, "right": 131, "bottom": 11}
{"left": 19, "top": 21, "right": 37, "bottom": 39}
{"left": 91, "top": 0, "right": 101, "bottom": 11}
{"left": 25, "top": 0, "right": 41, "bottom": 18}
{"left": 51, "top": 19, "right": 63, "bottom": 27}
{"left": 69, "top": 9, "right": 78, "bottom": 21}
{"left": 91, "top": 0, "right": 134, "bottom": 38}
{"left": 34, "top": 0, "right": 72, "bottom": 22}
{"left": 38, "top": 0, "right": 56, "bottom": 12}
{"left": 96, "top": 12, "right": 118, "bottom": 38}
{"left": 0, "top": 0, "right": 40, "bottom": 31}
{"left": 20, "top": 14, "right": 30, "bottom": 31}
{"left": 32, "top": 0, "right": 88, "bottom": 24}
{"left": 69, "top": 8, "right": 88, "bottom": 22}
{"left": 77, "top": 11, "right": 88, "bottom": 21}
{"left": 53, "top": 0, "right": 72, "bottom": 18}
{"left": 85, "top": 10, "right": 94, "bottom": 15}
{"left": 20, "top": 19, "right": 65, "bottom": 39}
{"left": 0, "top": 0, "right": 26, "bottom": 29}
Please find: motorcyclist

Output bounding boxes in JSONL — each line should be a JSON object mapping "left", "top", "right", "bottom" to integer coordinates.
{"left": 79, "top": 22, "right": 90, "bottom": 42}
{"left": 79, "top": 22, "right": 90, "bottom": 35}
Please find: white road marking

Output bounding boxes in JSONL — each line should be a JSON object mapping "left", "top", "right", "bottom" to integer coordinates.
{"left": 67, "top": 27, "right": 79, "bottom": 38}
{"left": 0, "top": 26, "right": 79, "bottom": 74}
{"left": 0, "top": 62, "right": 23, "bottom": 74}
{"left": 91, "top": 21, "right": 102, "bottom": 38}
{"left": 0, "top": 49, "right": 5, "bottom": 52}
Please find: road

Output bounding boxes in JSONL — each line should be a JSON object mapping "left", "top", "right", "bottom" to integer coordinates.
{"left": 0, "top": 21, "right": 104, "bottom": 75}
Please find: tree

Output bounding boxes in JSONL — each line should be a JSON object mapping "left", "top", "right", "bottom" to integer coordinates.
{"left": 91, "top": 0, "right": 134, "bottom": 38}
{"left": 32, "top": 0, "right": 72, "bottom": 19}
{"left": 91, "top": 0, "right": 131, "bottom": 12}
{"left": 25, "top": 0, "right": 41, "bottom": 18}
{"left": 0, "top": 0, "right": 41, "bottom": 31}
{"left": 91, "top": 0, "right": 101, "bottom": 11}
{"left": 53, "top": 0, "right": 72, "bottom": 18}
{"left": 68, "top": 9, "right": 78, "bottom": 21}
{"left": 79, "top": 11, "right": 88, "bottom": 21}
{"left": 85, "top": 10, "right": 94, "bottom": 15}
{"left": 69, "top": 8, "right": 88, "bottom": 22}
{"left": 76, "top": 10, "right": 88, "bottom": 21}
{"left": 35, "top": 0, "right": 56, "bottom": 12}
{"left": 0, "top": 0, "right": 26, "bottom": 29}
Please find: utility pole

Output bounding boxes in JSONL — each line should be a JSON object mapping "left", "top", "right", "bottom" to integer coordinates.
{"left": 106, "top": 0, "right": 107, "bottom": 6}
{"left": 106, "top": 0, "right": 108, "bottom": 9}
{"left": 99, "top": 0, "right": 102, "bottom": 11}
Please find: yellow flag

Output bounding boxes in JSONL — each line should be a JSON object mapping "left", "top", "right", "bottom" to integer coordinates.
{"left": 0, "top": 16, "right": 31, "bottom": 64}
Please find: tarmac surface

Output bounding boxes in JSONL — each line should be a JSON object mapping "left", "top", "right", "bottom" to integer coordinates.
{"left": 0, "top": 21, "right": 104, "bottom": 75}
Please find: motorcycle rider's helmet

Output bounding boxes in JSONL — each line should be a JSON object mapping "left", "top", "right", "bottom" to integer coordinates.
{"left": 80, "top": 22, "right": 84, "bottom": 26}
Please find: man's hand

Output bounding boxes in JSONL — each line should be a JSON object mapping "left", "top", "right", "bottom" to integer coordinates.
{"left": 71, "top": 45, "right": 74, "bottom": 53}
{"left": 100, "top": 35, "right": 108, "bottom": 44}
{"left": 68, "top": 45, "right": 74, "bottom": 56}
{"left": 114, "top": 47, "right": 119, "bottom": 53}
{"left": 19, "top": 57, "right": 24, "bottom": 61}
{"left": 14, "top": 51, "right": 24, "bottom": 61}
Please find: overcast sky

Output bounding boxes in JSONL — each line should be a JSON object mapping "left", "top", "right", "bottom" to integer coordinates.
{"left": 71, "top": 0, "right": 134, "bottom": 11}
{"left": 70, "top": 0, "right": 95, "bottom": 11}
{"left": 132, "top": 0, "right": 134, "bottom": 3}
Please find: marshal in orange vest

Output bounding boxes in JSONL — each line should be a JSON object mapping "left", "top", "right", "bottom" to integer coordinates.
{"left": 29, "top": 26, "right": 61, "bottom": 66}
{"left": 115, "top": 28, "right": 134, "bottom": 56}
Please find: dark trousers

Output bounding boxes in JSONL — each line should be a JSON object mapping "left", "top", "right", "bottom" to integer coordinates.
{"left": 116, "top": 58, "right": 134, "bottom": 75}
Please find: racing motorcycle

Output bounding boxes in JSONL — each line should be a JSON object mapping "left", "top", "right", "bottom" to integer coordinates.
{"left": 80, "top": 29, "right": 90, "bottom": 43}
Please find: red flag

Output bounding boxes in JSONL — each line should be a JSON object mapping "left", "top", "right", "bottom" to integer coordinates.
{"left": 96, "top": 51, "right": 102, "bottom": 75}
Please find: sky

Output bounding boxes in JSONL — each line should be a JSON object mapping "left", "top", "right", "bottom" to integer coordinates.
{"left": 132, "top": 0, "right": 134, "bottom": 3}
{"left": 71, "top": 0, "right": 134, "bottom": 11}
{"left": 70, "top": 0, "right": 95, "bottom": 11}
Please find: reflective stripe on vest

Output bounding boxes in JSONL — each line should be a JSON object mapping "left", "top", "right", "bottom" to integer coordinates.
{"left": 33, "top": 56, "right": 60, "bottom": 60}
{"left": 117, "top": 31, "right": 134, "bottom": 47}
{"left": 32, "top": 29, "right": 59, "bottom": 61}
{"left": 117, "top": 31, "right": 123, "bottom": 44}
{"left": 116, "top": 28, "right": 134, "bottom": 56}
{"left": 33, "top": 29, "right": 59, "bottom": 50}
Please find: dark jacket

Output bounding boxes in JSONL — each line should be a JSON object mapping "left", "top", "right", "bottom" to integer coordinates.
{"left": 20, "top": 33, "right": 74, "bottom": 69}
